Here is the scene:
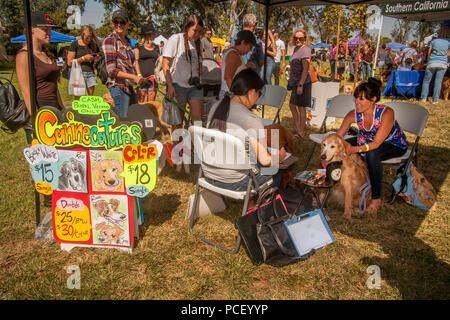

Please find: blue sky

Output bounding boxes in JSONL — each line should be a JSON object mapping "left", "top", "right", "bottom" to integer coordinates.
{"left": 81, "top": 0, "right": 400, "bottom": 41}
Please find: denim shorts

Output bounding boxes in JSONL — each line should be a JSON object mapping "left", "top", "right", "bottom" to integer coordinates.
{"left": 173, "top": 83, "right": 203, "bottom": 106}
{"left": 108, "top": 85, "right": 138, "bottom": 118}
{"left": 82, "top": 71, "right": 98, "bottom": 88}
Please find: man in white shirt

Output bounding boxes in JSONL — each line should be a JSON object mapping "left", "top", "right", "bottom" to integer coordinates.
{"left": 272, "top": 30, "right": 286, "bottom": 86}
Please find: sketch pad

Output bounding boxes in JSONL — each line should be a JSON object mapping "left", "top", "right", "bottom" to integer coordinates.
{"left": 284, "top": 209, "right": 335, "bottom": 256}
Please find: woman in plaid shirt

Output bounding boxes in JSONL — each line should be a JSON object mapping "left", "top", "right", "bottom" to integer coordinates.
{"left": 102, "top": 10, "right": 143, "bottom": 117}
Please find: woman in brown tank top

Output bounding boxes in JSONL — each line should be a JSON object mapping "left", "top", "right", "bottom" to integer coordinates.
{"left": 16, "top": 12, "right": 63, "bottom": 115}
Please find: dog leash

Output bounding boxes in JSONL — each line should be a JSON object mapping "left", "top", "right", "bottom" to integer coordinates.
{"left": 349, "top": 154, "right": 371, "bottom": 212}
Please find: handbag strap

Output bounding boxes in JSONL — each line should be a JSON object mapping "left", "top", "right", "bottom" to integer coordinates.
{"left": 255, "top": 186, "right": 281, "bottom": 224}
{"left": 267, "top": 222, "right": 296, "bottom": 257}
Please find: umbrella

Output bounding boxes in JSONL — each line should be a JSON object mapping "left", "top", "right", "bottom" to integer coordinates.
{"left": 386, "top": 42, "right": 407, "bottom": 51}
{"left": 311, "top": 42, "right": 330, "bottom": 48}
{"left": 10, "top": 30, "right": 76, "bottom": 43}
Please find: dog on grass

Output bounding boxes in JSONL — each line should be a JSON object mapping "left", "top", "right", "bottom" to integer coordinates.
{"left": 320, "top": 133, "right": 371, "bottom": 219}
{"left": 441, "top": 77, "right": 450, "bottom": 101}
{"left": 58, "top": 158, "right": 86, "bottom": 192}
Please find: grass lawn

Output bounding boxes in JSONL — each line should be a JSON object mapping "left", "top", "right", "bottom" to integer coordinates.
{"left": 0, "top": 63, "right": 449, "bottom": 300}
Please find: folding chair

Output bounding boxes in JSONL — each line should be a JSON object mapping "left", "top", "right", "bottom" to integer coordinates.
{"left": 393, "top": 71, "right": 421, "bottom": 99}
{"left": 382, "top": 102, "right": 429, "bottom": 204}
{"left": 188, "top": 125, "right": 273, "bottom": 254}
{"left": 303, "top": 94, "right": 356, "bottom": 171}
{"left": 255, "top": 85, "right": 287, "bottom": 126}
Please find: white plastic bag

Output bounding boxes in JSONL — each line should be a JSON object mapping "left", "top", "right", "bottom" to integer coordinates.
{"left": 161, "top": 98, "right": 182, "bottom": 126}
{"left": 68, "top": 59, "right": 87, "bottom": 96}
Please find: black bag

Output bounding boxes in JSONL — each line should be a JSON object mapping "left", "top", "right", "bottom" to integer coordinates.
{"left": 235, "top": 186, "right": 313, "bottom": 267}
{"left": 61, "top": 62, "right": 70, "bottom": 80}
{"left": 94, "top": 54, "right": 108, "bottom": 85}
{"left": 0, "top": 77, "right": 30, "bottom": 133}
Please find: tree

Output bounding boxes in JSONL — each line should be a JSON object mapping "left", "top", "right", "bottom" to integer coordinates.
{"left": 390, "top": 19, "right": 413, "bottom": 44}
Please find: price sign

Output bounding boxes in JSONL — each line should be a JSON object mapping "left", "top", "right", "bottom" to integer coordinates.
{"left": 53, "top": 197, "right": 91, "bottom": 242}
{"left": 31, "top": 161, "right": 59, "bottom": 194}
{"left": 72, "top": 96, "right": 111, "bottom": 115}
{"left": 121, "top": 144, "right": 159, "bottom": 197}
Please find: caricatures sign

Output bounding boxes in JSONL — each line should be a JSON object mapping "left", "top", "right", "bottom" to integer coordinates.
{"left": 24, "top": 99, "right": 160, "bottom": 251}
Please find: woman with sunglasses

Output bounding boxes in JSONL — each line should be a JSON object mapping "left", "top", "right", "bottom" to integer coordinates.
{"left": 102, "top": 10, "right": 143, "bottom": 118}
{"left": 162, "top": 14, "right": 204, "bottom": 127}
{"left": 205, "top": 69, "right": 286, "bottom": 197}
{"left": 288, "top": 29, "right": 312, "bottom": 139}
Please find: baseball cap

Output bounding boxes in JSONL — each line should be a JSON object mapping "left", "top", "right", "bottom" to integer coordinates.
{"left": 236, "top": 30, "right": 257, "bottom": 47}
{"left": 24, "top": 12, "right": 59, "bottom": 28}
{"left": 112, "top": 10, "right": 128, "bottom": 22}
{"left": 139, "top": 23, "right": 156, "bottom": 35}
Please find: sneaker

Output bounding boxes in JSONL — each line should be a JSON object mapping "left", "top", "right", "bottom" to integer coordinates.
{"left": 419, "top": 99, "right": 426, "bottom": 103}
{"left": 432, "top": 101, "right": 438, "bottom": 105}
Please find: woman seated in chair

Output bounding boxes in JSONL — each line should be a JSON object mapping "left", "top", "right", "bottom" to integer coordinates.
{"left": 204, "top": 68, "right": 286, "bottom": 193}
{"left": 336, "top": 78, "right": 409, "bottom": 213}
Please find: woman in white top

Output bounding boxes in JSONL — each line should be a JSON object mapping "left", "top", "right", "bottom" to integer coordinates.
{"left": 162, "top": 15, "right": 204, "bottom": 126}
{"left": 219, "top": 30, "right": 257, "bottom": 99}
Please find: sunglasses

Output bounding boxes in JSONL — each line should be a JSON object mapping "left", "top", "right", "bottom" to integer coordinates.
{"left": 113, "top": 20, "right": 127, "bottom": 26}
{"left": 294, "top": 36, "right": 306, "bottom": 42}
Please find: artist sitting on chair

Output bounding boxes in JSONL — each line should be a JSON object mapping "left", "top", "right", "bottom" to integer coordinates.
{"left": 335, "top": 78, "right": 408, "bottom": 214}
{"left": 204, "top": 69, "right": 286, "bottom": 195}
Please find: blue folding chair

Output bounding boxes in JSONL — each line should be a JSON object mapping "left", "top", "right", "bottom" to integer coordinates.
{"left": 394, "top": 71, "right": 421, "bottom": 99}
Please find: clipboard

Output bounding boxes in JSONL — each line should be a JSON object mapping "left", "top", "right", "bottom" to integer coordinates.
{"left": 284, "top": 209, "right": 335, "bottom": 256}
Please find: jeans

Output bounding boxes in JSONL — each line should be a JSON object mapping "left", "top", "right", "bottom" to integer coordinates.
{"left": 347, "top": 137, "right": 407, "bottom": 199}
{"left": 359, "top": 61, "right": 372, "bottom": 80}
{"left": 108, "top": 85, "right": 138, "bottom": 118}
{"left": 273, "top": 62, "right": 281, "bottom": 86}
{"left": 330, "top": 59, "right": 336, "bottom": 75}
{"left": 261, "top": 57, "right": 275, "bottom": 85}
{"left": 420, "top": 66, "right": 447, "bottom": 102}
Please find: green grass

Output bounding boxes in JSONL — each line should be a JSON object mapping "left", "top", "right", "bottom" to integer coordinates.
{"left": 0, "top": 64, "right": 449, "bottom": 300}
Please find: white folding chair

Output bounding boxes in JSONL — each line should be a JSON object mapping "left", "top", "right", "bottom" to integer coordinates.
{"left": 255, "top": 85, "right": 287, "bottom": 126}
{"left": 188, "top": 125, "right": 273, "bottom": 254}
{"left": 382, "top": 102, "right": 429, "bottom": 204}
{"left": 303, "top": 94, "right": 356, "bottom": 170}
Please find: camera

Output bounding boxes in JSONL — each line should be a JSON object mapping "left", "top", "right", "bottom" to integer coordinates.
{"left": 188, "top": 76, "right": 202, "bottom": 90}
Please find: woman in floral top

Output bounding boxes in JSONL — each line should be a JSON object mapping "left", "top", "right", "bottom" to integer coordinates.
{"left": 336, "top": 78, "right": 408, "bottom": 214}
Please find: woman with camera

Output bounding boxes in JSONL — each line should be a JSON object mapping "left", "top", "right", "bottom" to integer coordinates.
{"left": 67, "top": 25, "right": 100, "bottom": 96}
{"left": 162, "top": 14, "right": 204, "bottom": 126}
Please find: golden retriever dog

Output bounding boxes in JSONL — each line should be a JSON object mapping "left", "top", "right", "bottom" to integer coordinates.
{"left": 441, "top": 77, "right": 450, "bottom": 101}
{"left": 92, "top": 159, "right": 124, "bottom": 192}
{"left": 320, "top": 133, "right": 371, "bottom": 219}
{"left": 95, "top": 222, "right": 124, "bottom": 244}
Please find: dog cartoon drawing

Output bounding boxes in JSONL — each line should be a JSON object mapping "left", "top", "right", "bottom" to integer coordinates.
{"left": 95, "top": 222, "right": 124, "bottom": 244}
{"left": 93, "top": 199, "right": 127, "bottom": 226}
{"left": 92, "top": 159, "right": 124, "bottom": 192}
{"left": 58, "top": 158, "right": 86, "bottom": 192}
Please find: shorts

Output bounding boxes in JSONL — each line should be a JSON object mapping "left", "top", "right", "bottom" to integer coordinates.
{"left": 289, "top": 81, "right": 312, "bottom": 108}
{"left": 173, "top": 83, "right": 203, "bottom": 106}
{"left": 82, "top": 71, "right": 98, "bottom": 88}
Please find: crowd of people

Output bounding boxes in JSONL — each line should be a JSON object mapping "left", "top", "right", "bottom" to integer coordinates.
{"left": 15, "top": 10, "right": 449, "bottom": 213}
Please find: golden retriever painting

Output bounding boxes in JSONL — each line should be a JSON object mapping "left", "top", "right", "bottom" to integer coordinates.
{"left": 91, "top": 158, "right": 124, "bottom": 192}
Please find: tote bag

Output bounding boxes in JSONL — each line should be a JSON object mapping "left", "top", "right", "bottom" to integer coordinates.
{"left": 68, "top": 60, "right": 87, "bottom": 96}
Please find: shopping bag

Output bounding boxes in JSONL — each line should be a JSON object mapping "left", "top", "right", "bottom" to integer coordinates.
{"left": 68, "top": 60, "right": 87, "bottom": 96}
{"left": 161, "top": 98, "right": 182, "bottom": 126}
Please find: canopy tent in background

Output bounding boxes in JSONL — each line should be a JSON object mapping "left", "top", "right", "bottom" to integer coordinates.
{"left": 386, "top": 42, "right": 408, "bottom": 50}
{"left": 311, "top": 42, "right": 330, "bottom": 49}
{"left": 347, "top": 36, "right": 365, "bottom": 47}
{"left": 10, "top": 30, "right": 76, "bottom": 43}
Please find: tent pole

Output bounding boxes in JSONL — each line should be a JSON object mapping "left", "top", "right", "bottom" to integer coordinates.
{"left": 23, "top": 0, "right": 41, "bottom": 226}
{"left": 262, "top": 0, "right": 270, "bottom": 118}
{"left": 372, "top": 15, "right": 383, "bottom": 78}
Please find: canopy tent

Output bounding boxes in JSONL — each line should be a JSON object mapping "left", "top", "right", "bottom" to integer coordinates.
{"left": 386, "top": 42, "right": 408, "bottom": 50}
{"left": 10, "top": 30, "right": 76, "bottom": 43}
{"left": 347, "top": 36, "right": 365, "bottom": 47}
{"left": 380, "top": 0, "right": 450, "bottom": 22}
{"left": 311, "top": 42, "right": 330, "bottom": 48}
